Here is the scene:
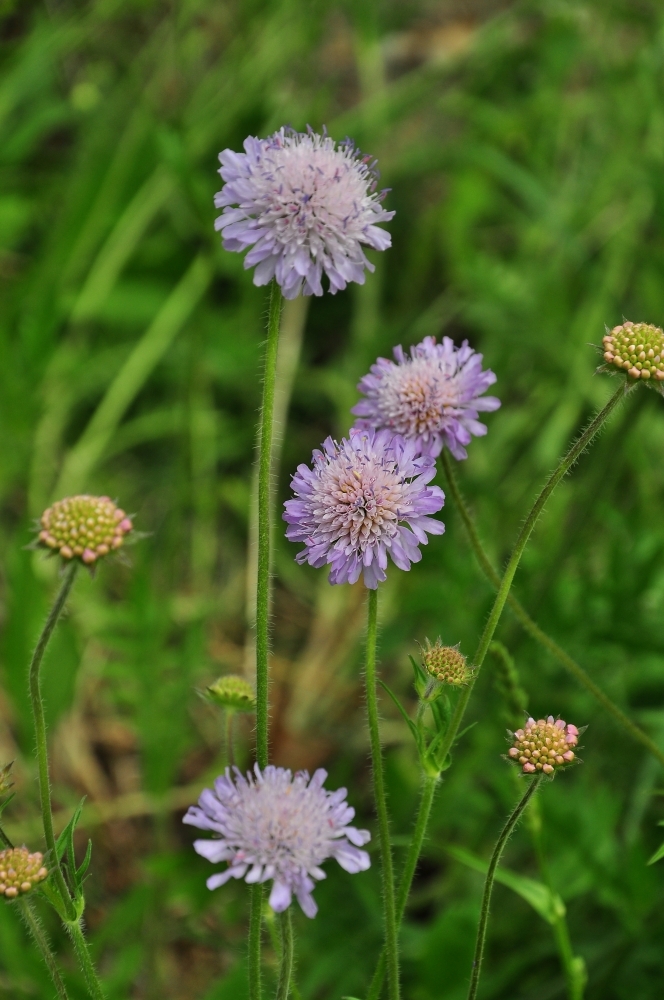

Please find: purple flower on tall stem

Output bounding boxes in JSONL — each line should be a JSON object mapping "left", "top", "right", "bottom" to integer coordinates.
{"left": 214, "top": 127, "right": 394, "bottom": 298}
{"left": 183, "top": 765, "right": 370, "bottom": 918}
{"left": 283, "top": 429, "right": 445, "bottom": 589}
{"left": 352, "top": 336, "right": 501, "bottom": 460}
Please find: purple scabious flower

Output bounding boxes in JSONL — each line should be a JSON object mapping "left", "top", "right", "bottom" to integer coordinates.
{"left": 183, "top": 765, "right": 370, "bottom": 918}
{"left": 283, "top": 429, "right": 445, "bottom": 589}
{"left": 214, "top": 127, "right": 394, "bottom": 299}
{"left": 352, "top": 336, "right": 501, "bottom": 460}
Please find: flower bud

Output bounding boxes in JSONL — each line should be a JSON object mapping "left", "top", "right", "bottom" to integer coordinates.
{"left": 421, "top": 639, "right": 472, "bottom": 687}
{"left": 206, "top": 675, "right": 256, "bottom": 713}
{"left": 602, "top": 322, "right": 664, "bottom": 382}
{"left": 37, "top": 495, "right": 133, "bottom": 564}
{"left": 0, "top": 847, "right": 48, "bottom": 899}
{"left": 507, "top": 716, "right": 581, "bottom": 775}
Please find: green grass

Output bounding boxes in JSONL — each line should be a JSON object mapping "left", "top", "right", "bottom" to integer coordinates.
{"left": 2, "top": 0, "right": 664, "bottom": 997}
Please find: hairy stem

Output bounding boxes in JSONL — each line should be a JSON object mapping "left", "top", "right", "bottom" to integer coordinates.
{"left": 66, "top": 919, "right": 105, "bottom": 1000}
{"left": 275, "top": 909, "right": 294, "bottom": 1000}
{"left": 364, "top": 588, "right": 400, "bottom": 1000}
{"left": 28, "top": 561, "right": 79, "bottom": 921}
{"left": 249, "top": 884, "right": 264, "bottom": 1000}
{"left": 467, "top": 776, "right": 543, "bottom": 1000}
{"left": 441, "top": 442, "right": 664, "bottom": 770}
{"left": 435, "top": 382, "right": 627, "bottom": 768}
{"left": 17, "top": 897, "right": 70, "bottom": 1000}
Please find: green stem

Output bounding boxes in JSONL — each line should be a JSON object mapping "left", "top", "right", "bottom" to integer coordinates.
{"left": 467, "top": 776, "right": 543, "bottom": 1000}
{"left": 249, "top": 884, "right": 263, "bottom": 1000}
{"left": 256, "top": 279, "right": 283, "bottom": 770}
{"left": 441, "top": 440, "right": 664, "bottom": 771}
{"left": 436, "top": 382, "right": 627, "bottom": 767}
{"left": 66, "top": 919, "right": 105, "bottom": 1000}
{"left": 275, "top": 909, "right": 293, "bottom": 1000}
{"left": 17, "top": 897, "right": 70, "bottom": 1000}
{"left": 224, "top": 711, "right": 235, "bottom": 768}
{"left": 367, "top": 774, "right": 438, "bottom": 1000}
{"left": 364, "top": 588, "right": 400, "bottom": 1000}
{"left": 28, "top": 561, "right": 79, "bottom": 921}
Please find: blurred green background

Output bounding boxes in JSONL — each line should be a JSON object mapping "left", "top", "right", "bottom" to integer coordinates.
{"left": 2, "top": 0, "right": 664, "bottom": 997}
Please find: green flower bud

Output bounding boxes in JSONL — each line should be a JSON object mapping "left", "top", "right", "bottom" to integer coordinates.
{"left": 206, "top": 675, "right": 256, "bottom": 713}
{"left": 0, "top": 847, "right": 48, "bottom": 899}
{"left": 421, "top": 639, "right": 472, "bottom": 687}
{"left": 38, "top": 495, "right": 133, "bottom": 565}
{"left": 602, "top": 321, "right": 664, "bottom": 382}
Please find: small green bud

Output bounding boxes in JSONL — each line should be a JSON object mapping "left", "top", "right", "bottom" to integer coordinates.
{"left": 206, "top": 675, "right": 256, "bottom": 713}
{"left": 602, "top": 321, "right": 664, "bottom": 383}
{"left": 421, "top": 639, "right": 472, "bottom": 687}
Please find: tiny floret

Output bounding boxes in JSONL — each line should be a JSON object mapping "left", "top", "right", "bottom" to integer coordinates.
{"left": 0, "top": 847, "right": 48, "bottom": 899}
{"left": 215, "top": 127, "right": 394, "bottom": 299}
{"left": 602, "top": 321, "right": 664, "bottom": 382}
{"left": 183, "top": 765, "right": 370, "bottom": 918}
{"left": 283, "top": 429, "right": 445, "bottom": 589}
{"left": 37, "top": 495, "right": 133, "bottom": 564}
{"left": 206, "top": 675, "right": 256, "bottom": 713}
{"left": 421, "top": 639, "right": 471, "bottom": 686}
{"left": 507, "top": 716, "right": 580, "bottom": 775}
{"left": 352, "top": 336, "right": 500, "bottom": 460}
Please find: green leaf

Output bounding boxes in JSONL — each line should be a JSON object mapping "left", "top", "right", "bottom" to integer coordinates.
{"left": 446, "top": 844, "right": 564, "bottom": 925}
{"left": 377, "top": 679, "right": 420, "bottom": 748}
{"left": 55, "top": 797, "right": 86, "bottom": 864}
{"left": 76, "top": 839, "right": 93, "bottom": 884}
{"left": 647, "top": 840, "right": 664, "bottom": 865}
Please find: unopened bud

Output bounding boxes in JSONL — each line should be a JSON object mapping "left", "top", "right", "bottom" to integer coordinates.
{"left": 421, "top": 639, "right": 472, "bottom": 687}
{"left": 602, "top": 322, "right": 664, "bottom": 382}
{"left": 206, "top": 675, "right": 256, "bottom": 713}
{"left": 507, "top": 716, "right": 581, "bottom": 776}
{"left": 37, "top": 495, "right": 133, "bottom": 564}
{"left": 0, "top": 847, "right": 48, "bottom": 899}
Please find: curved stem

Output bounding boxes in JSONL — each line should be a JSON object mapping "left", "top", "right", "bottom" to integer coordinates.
{"left": 275, "top": 909, "right": 293, "bottom": 1000}
{"left": 248, "top": 884, "right": 263, "bottom": 1000}
{"left": 364, "top": 588, "right": 400, "bottom": 1000}
{"left": 441, "top": 444, "right": 664, "bottom": 770}
{"left": 17, "top": 897, "right": 70, "bottom": 1000}
{"left": 29, "top": 561, "right": 79, "bottom": 921}
{"left": 255, "top": 279, "right": 283, "bottom": 770}
{"left": 436, "top": 382, "right": 627, "bottom": 768}
{"left": 66, "top": 919, "right": 105, "bottom": 1000}
{"left": 367, "top": 774, "right": 438, "bottom": 1000}
{"left": 467, "top": 776, "right": 543, "bottom": 1000}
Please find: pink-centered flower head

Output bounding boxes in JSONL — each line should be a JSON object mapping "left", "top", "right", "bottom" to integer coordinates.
{"left": 214, "top": 127, "right": 394, "bottom": 299}
{"left": 283, "top": 429, "right": 445, "bottom": 589}
{"left": 507, "top": 716, "right": 580, "bottom": 775}
{"left": 183, "top": 765, "right": 370, "bottom": 918}
{"left": 352, "top": 336, "right": 501, "bottom": 460}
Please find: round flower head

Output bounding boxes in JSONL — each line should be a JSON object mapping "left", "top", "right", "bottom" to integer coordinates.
{"left": 214, "top": 127, "right": 394, "bottom": 299}
{"left": 602, "top": 321, "right": 664, "bottom": 383}
{"left": 37, "top": 495, "right": 133, "bottom": 565}
{"left": 507, "top": 716, "right": 580, "bottom": 775}
{"left": 0, "top": 847, "right": 48, "bottom": 899}
{"left": 421, "top": 639, "right": 471, "bottom": 686}
{"left": 183, "top": 765, "right": 370, "bottom": 918}
{"left": 283, "top": 429, "right": 445, "bottom": 589}
{"left": 352, "top": 336, "right": 500, "bottom": 460}
{"left": 206, "top": 675, "right": 256, "bottom": 713}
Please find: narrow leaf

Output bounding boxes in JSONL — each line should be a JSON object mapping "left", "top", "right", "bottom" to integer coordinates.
{"left": 647, "top": 840, "right": 664, "bottom": 865}
{"left": 377, "top": 679, "right": 420, "bottom": 746}
{"left": 55, "top": 797, "right": 86, "bottom": 863}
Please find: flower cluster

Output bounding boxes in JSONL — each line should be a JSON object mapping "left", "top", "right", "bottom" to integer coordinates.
{"left": 602, "top": 321, "right": 664, "bottom": 382}
{"left": 215, "top": 127, "right": 394, "bottom": 299}
{"left": 206, "top": 675, "right": 256, "bottom": 713}
{"left": 184, "top": 765, "right": 370, "bottom": 918}
{"left": 0, "top": 848, "right": 48, "bottom": 899}
{"left": 507, "top": 716, "right": 579, "bottom": 775}
{"left": 283, "top": 429, "right": 445, "bottom": 589}
{"left": 421, "top": 639, "right": 471, "bottom": 686}
{"left": 38, "top": 495, "right": 133, "bottom": 565}
{"left": 352, "top": 336, "right": 500, "bottom": 460}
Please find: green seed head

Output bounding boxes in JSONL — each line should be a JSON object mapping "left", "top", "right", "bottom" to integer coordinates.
{"left": 0, "top": 847, "right": 48, "bottom": 899}
{"left": 602, "top": 321, "right": 664, "bottom": 382}
{"left": 421, "top": 639, "right": 472, "bottom": 686}
{"left": 206, "top": 675, "right": 256, "bottom": 713}
{"left": 38, "top": 495, "right": 133, "bottom": 565}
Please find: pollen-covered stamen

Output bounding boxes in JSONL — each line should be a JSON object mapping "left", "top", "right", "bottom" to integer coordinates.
{"left": 38, "top": 495, "right": 133, "bottom": 564}
{"left": 507, "top": 716, "right": 580, "bottom": 775}
{"left": 0, "top": 847, "right": 48, "bottom": 899}
{"left": 602, "top": 321, "right": 664, "bottom": 381}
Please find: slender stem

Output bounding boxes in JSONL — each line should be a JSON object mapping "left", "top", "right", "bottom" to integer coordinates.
{"left": 255, "top": 279, "right": 283, "bottom": 770}
{"left": 224, "top": 711, "right": 235, "bottom": 768}
{"left": 467, "top": 776, "right": 543, "bottom": 1000}
{"left": 367, "top": 774, "right": 438, "bottom": 1000}
{"left": 29, "top": 561, "right": 79, "bottom": 921}
{"left": 364, "top": 588, "right": 400, "bottom": 1000}
{"left": 66, "top": 920, "right": 105, "bottom": 1000}
{"left": 17, "top": 897, "right": 70, "bottom": 1000}
{"left": 436, "top": 383, "right": 627, "bottom": 768}
{"left": 275, "top": 910, "right": 294, "bottom": 1000}
{"left": 249, "top": 884, "right": 263, "bottom": 1000}
{"left": 441, "top": 444, "right": 664, "bottom": 770}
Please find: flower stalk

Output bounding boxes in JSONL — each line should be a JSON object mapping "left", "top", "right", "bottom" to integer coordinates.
{"left": 17, "top": 897, "right": 70, "bottom": 1000}
{"left": 276, "top": 910, "right": 294, "bottom": 1000}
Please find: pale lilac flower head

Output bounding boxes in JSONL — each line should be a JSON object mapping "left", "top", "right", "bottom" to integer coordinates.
{"left": 283, "top": 429, "right": 445, "bottom": 589}
{"left": 352, "top": 336, "right": 501, "bottom": 460}
{"left": 183, "top": 765, "right": 370, "bottom": 918}
{"left": 214, "top": 127, "right": 394, "bottom": 299}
